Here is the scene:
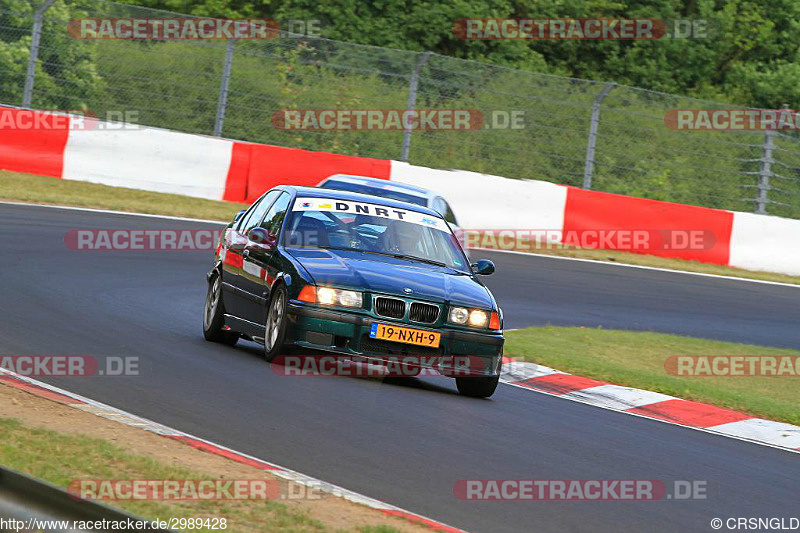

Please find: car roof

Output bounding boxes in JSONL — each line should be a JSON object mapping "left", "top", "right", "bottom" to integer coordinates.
{"left": 320, "top": 174, "right": 435, "bottom": 198}
{"left": 278, "top": 185, "right": 442, "bottom": 217}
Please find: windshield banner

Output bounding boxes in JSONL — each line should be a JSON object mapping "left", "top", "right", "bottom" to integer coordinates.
{"left": 292, "top": 197, "right": 449, "bottom": 231}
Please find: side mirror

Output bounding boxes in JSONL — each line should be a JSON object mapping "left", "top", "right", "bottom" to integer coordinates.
{"left": 227, "top": 228, "right": 248, "bottom": 251}
{"left": 233, "top": 209, "right": 246, "bottom": 223}
{"left": 471, "top": 259, "right": 495, "bottom": 276}
{"left": 246, "top": 227, "right": 276, "bottom": 251}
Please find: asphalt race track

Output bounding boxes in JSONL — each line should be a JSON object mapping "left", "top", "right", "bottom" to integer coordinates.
{"left": 483, "top": 249, "right": 800, "bottom": 349}
{"left": 2, "top": 203, "right": 798, "bottom": 533}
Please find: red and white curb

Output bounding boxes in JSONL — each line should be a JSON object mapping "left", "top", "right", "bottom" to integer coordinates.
{"left": 499, "top": 358, "right": 800, "bottom": 453}
{"left": 0, "top": 369, "right": 463, "bottom": 532}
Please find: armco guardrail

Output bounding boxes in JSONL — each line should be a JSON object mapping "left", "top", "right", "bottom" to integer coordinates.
{"left": 0, "top": 466, "right": 171, "bottom": 532}
{"left": 2, "top": 106, "right": 800, "bottom": 276}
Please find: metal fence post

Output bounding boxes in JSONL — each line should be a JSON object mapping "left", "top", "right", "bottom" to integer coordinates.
{"left": 22, "top": 0, "right": 56, "bottom": 108}
{"left": 582, "top": 83, "right": 616, "bottom": 189}
{"left": 401, "top": 51, "right": 432, "bottom": 162}
{"left": 756, "top": 127, "right": 776, "bottom": 215}
{"left": 213, "top": 39, "right": 236, "bottom": 137}
{"left": 755, "top": 103, "right": 789, "bottom": 214}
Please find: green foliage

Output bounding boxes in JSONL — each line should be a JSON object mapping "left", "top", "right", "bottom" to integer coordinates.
{"left": 110, "top": 0, "right": 800, "bottom": 108}
{"left": 0, "top": 0, "right": 103, "bottom": 108}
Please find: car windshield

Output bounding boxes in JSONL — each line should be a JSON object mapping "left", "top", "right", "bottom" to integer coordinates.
{"left": 283, "top": 197, "right": 469, "bottom": 272}
{"left": 319, "top": 179, "right": 427, "bottom": 206}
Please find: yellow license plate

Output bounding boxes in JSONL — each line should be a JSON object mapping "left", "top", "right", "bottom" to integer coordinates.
{"left": 369, "top": 323, "right": 441, "bottom": 348}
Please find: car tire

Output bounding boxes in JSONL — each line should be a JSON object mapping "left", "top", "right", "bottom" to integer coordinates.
{"left": 264, "top": 283, "right": 289, "bottom": 362}
{"left": 203, "top": 273, "right": 239, "bottom": 346}
{"left": 455, "top": 375, "right": 499, "bottom": 398}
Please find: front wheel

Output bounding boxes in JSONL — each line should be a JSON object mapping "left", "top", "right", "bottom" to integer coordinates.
{"left": 203, "top": 273, "right": 239, "bottom": 346}
{"left": 456, "top": 375, "right": 499, "bottom": 398}
{"left": 264, "top": 284, "right": 289, "bottom": 362}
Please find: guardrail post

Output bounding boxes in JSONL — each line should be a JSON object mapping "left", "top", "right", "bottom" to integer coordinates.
{"left": 582, "top": 83, "right": 616, "bottom": 189}
{"left": 756, "top": 128, "right": 776, "bottom": 215}
{"left": 22, "top": 0, "right": 56, "bottom": 108}
{"left": 401, "top": 51, "right": 432, "bottom": 162}
{"left": 214, "top": 39, "right": 236, "bottom": 137}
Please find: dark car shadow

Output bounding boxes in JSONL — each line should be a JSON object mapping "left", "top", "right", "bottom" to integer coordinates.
{"left": 233, "top": 339, "right": 458, "bottom": 396}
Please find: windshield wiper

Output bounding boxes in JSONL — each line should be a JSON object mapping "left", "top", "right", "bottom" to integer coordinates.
{"left": 386, "top": 253, "right": 448, "bottom": 268}
{"left": 316, "top": 245, "right": 363, "bottom": 253}
{"left": 316, "top": 246, "right": 449, "bottom": 268}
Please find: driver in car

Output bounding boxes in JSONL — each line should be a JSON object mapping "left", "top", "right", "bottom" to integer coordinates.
{"left": 381, "top": 220, "right": 424, "bottom": 255}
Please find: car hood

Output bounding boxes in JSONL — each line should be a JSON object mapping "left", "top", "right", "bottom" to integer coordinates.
{"left": 287, "top": 248, "right": 493, "bottom": 308}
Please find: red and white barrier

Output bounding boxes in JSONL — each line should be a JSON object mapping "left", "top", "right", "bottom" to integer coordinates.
{"left": 729, "top": 212, "right": 800, "bottom": 274}
{"left": 390, "top": 161, "right": 567, "bottom": 231}
{"left": 2, "top": 106, "right": 800, "bottom": 276}
{"left": 63, "top": 127, "right": 237, "bottom": 199}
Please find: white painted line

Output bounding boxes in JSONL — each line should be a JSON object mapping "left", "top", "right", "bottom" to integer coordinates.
{"left": 76, "top": 404, "right": 184, "bottom": 436}
{"left": 500, "top": 361, "right": 563, "bottom": 383}
{"left": 498, "top": 377, "right": 799, "bottom": 454}
{"left": 705, "top": 418, "right": 800, "bottom": 449}
{"left": 1, "top": 200, "right": 798, "bottom": 288}
{"left": 560, "top": 384, "right": 675, "bottom": 411}
{"left": 0, "top": 368, "right": 463, "bottom": 532}
{"left": 0, "top": 200, "right": 229, "bottom": 225}
{"left": 470, "top": 246, "right": 800, "bottom": 289}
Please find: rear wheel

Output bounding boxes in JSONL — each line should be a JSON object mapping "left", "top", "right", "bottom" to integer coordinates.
{"left": 203, "top": 273, "right": 238, "bottom": 346}
{"left": 264, "top": 284, "right": 289, "bottom": 362}
{"left": 456, "top": 375, "right": 499, "bottom": 398}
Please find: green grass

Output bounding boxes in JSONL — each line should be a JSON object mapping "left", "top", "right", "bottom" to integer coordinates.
{"left": 0, "top": 170, "right": 245, "bottom": 221}
{"left": 504, "top": 327, "right": 800, "bottom": 425}
{"left": 0, "top": 417, "right": 399, "bottom": 532}
{"left": 3, "top": 169, "right": 800, "bottom": 285}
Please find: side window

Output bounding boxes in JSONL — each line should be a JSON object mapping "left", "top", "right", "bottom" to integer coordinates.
{"left": 432, "top": 198, "right": 446, "bottom": 217}
{"left": 237, "top": 190, "right": 280, "bottom": 232}
{"left": 432, "top": 197, "right": 457, "bottom": 225}
{"left": 442, "top": 200, "right": 457, "bottom": 225}
{"left": 259, "top": 193, "right": 292, "bottom": 235}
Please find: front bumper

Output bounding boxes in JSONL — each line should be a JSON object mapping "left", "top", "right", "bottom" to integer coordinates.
{"left": 285, "top": 302, "right": 504, "bottom": 377}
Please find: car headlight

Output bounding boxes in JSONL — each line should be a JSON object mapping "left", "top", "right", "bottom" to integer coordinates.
{"left": 449, "top": 306, "right": 469, "bottom": 324}
{"left": 448, "top": 306, "right": 499, "bottom": 329}
{"left": 317, "top": 287, "right": 337, "bottom": 305}
{"left": 298, "top": 286, "right": 363, "bottom": 308}
{"left": 338, "top": 290, "right": 362, "bottom": 307}
{"left": 468, "top": 309, "right": 488, "bottom": 327}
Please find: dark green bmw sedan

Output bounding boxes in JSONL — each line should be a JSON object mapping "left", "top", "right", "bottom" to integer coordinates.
{"left": 203, "top": 185, "right": 504, "bottom": 397}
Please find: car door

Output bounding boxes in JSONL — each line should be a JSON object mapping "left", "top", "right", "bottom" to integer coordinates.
{"left": 240, "top": 191, "right": 292, "bottom": 325}
{"left": 222, "top": 190, "right": 281, "bottom": 319}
